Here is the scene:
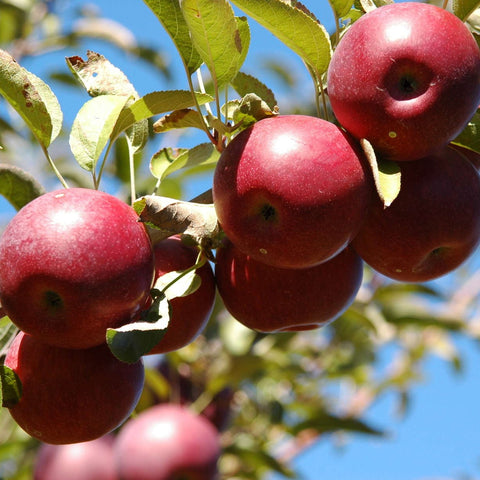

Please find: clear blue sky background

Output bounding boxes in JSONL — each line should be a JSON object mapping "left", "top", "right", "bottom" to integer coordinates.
{"left": 10, "top": 1, "right": 480, "bottom": 479}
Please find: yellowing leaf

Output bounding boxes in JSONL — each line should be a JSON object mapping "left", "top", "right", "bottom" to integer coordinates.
{"left": 361, "top": 138, "right": 401, "bottom": 208}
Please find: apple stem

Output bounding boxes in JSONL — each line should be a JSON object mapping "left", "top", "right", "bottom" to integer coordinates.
{"left": 41, "top": 144, "right": 69, "bottom": 189}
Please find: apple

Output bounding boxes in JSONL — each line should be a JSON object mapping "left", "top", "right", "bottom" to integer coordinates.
{"left": 449, "top": 143, "right": 480, "bottom": 172}
{"left": 4, "top": 331, "right": 145, "bottom": 445}
{"left": 212, "top": 115, "right": 373, "bottom": 269}
{"left": 0, "top": 188, "right": 155, "bottom": 349}
{"left": 34, "top": 436, "right": 117, "bottom": 480}
{"left": 215, "top": 239, "right": 363, "bottom": 332}
{"left": 145, "top": 236, "right": 216, "bottom": 354}
{"left": 351, "top": 146, "right": 480, "bottom": 282}
{"left": 114, "top": 404, "right": 221, "bottom": 480}
{"left": 327, "top": 2, "right": 480, "bottom": 161}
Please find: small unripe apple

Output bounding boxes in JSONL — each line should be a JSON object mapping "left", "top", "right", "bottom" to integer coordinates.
{"left": 145, "top": 236, "right": 216, "bottom": 354}
{"left": 213, "top": 115, "right": 373, "bottom": 269}
{"left": 34, "top": 436, "right": 117, "bottom": 480}
{"left": 352, "top": 147, "right": 480, "bottom": 282}
{"left": 114, "top": 404, "right": 221, "bottom": 480}
{"left": 4, "top": 331, "right": 145, "bottom": 445}
{"left": 0, "top": 188, "right": 155, "bottom": 349}
{"left": 327, "top": 2, "right": 480, "bottom": 161}
{"left": 215, "top": 240, "right": 363, "bottom": 332}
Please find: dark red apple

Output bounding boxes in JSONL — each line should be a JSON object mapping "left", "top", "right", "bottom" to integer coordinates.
{"left": 4, "top": 331, "right": 145, "bottom": 445}
{"left": 34, "top": 436, "right": 117, "bottom": 480}
{"left": 213, "top": 115, "right": 373, "bottom": 269}
{"left": 0, "top": 188, "right": 155, "bottom": 349}
{"left": 114, "top": 404, "right": 221, "bottom": 480}
{"left": 351, "top": 147, "right": 480, "bottom": 282}
{"left": 327, "top": 2, "right": 480, "bottom": 161}
{"left": 215, "top": 239, "right": 363, "bottom": 332}
{"left": 145, "top": 236, "right": 216, "bottom": 354}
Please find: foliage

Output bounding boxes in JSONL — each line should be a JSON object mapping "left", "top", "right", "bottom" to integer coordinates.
{"left": 0, "top": 0, "right": 479, "bottom": 479}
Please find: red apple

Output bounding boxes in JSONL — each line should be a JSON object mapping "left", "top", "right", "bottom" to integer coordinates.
{"left": 215, "top": 239, "right": 363, "bottom": 332}
{"left": 351, "top": 147, "right": 480, "bottom": 282}
{"left": 114, "top": 404, "right": 221, "bottom": 480}
{"left": 0, "top": 188, "right": 155, "bottom": 349}
{"left": 34, "top": 436, "right": 117, "bottom": 480}
{"left": 4, "top": 331, "right": 145, "bottom": 445}
{"left": 145, "top": 236, "right": 216, "bottom": 354}
{"left": 212, "top": 115, "right": 373, "bottom": 269}
{"left": 327, "top": 2, "right": 480, "bottom": 161}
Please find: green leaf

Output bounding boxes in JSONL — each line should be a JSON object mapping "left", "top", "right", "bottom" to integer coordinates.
{"left": 361, "top": 138, "right": 401, "bottom": 207}
{"left": 70, "top": 94, "right": 131, "bottom": 171}
{"left": 231, "top": 71, "right": 277, "bottom": 110}
{"left": 230, "top": 0, "right": 332, "bottom": 77}
{"left": 225, "top": 93, "right": 278, "bottom": 129}
{"left": 125, "top": 119, "right": 149, "bottom": 155}
{"left": 66, "top": 51, "right": 139, "bottom": 98}
{"left": 142, "top": 0, "right": 203, "bottom": 75}
{"left": 153, "top": 108, "right": 206, "bottom": 133}
{"left": 150, "top": 142, "right": 220, "bottom": 181}
{"left": 111, "top": 90, "right": 214, "bottom": 138}
{"left": 155, "top": 269, "right": 202, "bottom": 300}
{"left": 452, "top": 0, "right": 480, "bottom": 21}
{"left": 0, "top": 164, "right": 45, "bottom": 210}
{"left": 330, "top": 0, "right": 355, "bottom": 18}
{"left": 290, "top": 412, "right": 385, "bottom": 436}
{"left": 181, "top": 0, "right": 250, "bottom": 87}
{"left": 0, "top": 365, "right": 22, "bottom": 408}
{"left": 0, "top": 49, "right": 63, "bottom": 148}
{"left": 0, "top": 317, "right": 18, "bottom": 359}
{"left": 106, "top": 293, "right": 170, "bottom": 363}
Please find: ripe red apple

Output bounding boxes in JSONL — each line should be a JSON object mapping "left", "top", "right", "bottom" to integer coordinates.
{"left": 34, "top": 436, "right": 117, "bottom": 480}
{"left": 213, "top": 115, "right": 373, "bottom": 269}
{"left": 215, "top": 239, "right": 363, "bottom": 332}
{"left": 145, "top": 236, "right": 216, "bottom": 354}
{"left": 351, "top": 147, "right": 480, "bottom": 282}
{"left": 327, "top": 2, "right": 480, "bottom": 161}
{"left": 0, "top": 188, "right": 155, "bottom": 349}
{"left": 114, "top": 404, "right": 221, "bottom": 480}
{"left": 4, "top": 331, "right": 145, "bottom": 445}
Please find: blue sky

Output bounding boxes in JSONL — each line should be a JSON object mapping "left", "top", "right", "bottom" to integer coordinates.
{"left": 8, "top": 1, "right": 480, "bottom": 479}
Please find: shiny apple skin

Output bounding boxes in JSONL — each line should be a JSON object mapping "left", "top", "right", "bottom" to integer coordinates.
{"left": 215, "top": 240, "right": 363, "bottom": 332}
{"left": 327, "top": 2, "right": 480, "bottom": 161}
{"left": 0, "top": 188, "right": 155, "bottom": 349}
{"left": 352, "top": 147, "right": 480, "bottom": 282}
{"left": 213, "top": 115, "right": 373, "bottom": 269}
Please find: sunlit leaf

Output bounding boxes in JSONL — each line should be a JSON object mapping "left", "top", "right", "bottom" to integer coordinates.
{"left": 154, "top": 269, "right": 202, "bottom": 300}
{"left": 153, "top": 108, "right": 206, "bottom": 133}
{"left": 70, "top": 94, "right": 131, "bottom": 171}
{"left": 230, "top": 0, "right": 332, "bottom": 77}
{"left": 330, "top": 0, "right": 355, "bottom": 18}
{"left": 0, "top": 164, "right": 45, "bottom": 210}
{"left": 66, "top": 51, "right": 138, "bottom": 98}
{"left": 150, "top": 142, "right": 220, "bottom": 181}
{"left": 181, "top": 0, "right": 250, "bottom": 87}
{"left": 452, "top": 0, "right": 480, "bottom": 21}
{"left": 231, "top": 71, "right": 277, "bottom": 110}
{"left": 143, "top": 0, "right": 203, "bottom": 75}
{"left": 361, "top": 138, "right": 401, "bottom": 207}
{"left": 111, "top": 90, "right": 213, "bottom": 138}
{"left": 0, "top": 49, "right": 63, "bottom": 148}
{"left": 0, "top": 365, "right": 22, "bottom": 408}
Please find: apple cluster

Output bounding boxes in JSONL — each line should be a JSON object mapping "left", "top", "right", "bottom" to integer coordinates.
{"left": 0, "top": 188, "right": 217, "bottom": 446}
{"left": 212, "top": 2, "right": 480, "bottom": 330}
{"left": 33, "top": 404, "right": 221, "bottom": 480}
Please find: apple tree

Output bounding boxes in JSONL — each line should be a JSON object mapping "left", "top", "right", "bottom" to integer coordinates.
{"left": 0, "top": 0, "right": 480, "bottom": 478}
